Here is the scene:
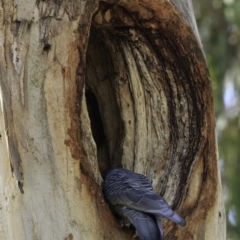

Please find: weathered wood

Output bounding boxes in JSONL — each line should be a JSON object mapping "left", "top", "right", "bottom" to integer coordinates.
{"left": 0, "top": 0, "right": 225, "bottom": 239}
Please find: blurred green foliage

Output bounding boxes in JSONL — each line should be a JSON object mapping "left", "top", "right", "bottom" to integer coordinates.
{"left": 192, "top": 0, "right": 240, "bottom": 239}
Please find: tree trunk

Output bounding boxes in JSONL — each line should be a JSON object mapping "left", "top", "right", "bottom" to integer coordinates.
{"left": 0, "top": 0, "right": 225, "bottom": 239}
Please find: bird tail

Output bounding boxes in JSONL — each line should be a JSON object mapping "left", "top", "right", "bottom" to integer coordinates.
{"left": 157, "top": 212, "right": 186, "bottom": 227}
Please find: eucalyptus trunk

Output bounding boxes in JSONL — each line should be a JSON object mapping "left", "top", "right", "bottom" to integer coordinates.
{"left": 0, "top": 0, "right": 225, "bottom": 239}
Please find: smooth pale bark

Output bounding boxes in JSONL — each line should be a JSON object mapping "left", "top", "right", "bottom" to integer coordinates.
{"left": 0, "top": 0, "right": 225, "bottom": 240}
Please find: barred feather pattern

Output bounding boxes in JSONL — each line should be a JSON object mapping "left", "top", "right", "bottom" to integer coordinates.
{"left": 103, "top": 168, "right": 186, "bottom": 240}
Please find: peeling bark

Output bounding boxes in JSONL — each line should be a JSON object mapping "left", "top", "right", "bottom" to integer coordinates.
{"left": 0, "top": 0, "right": 225, "bottom": 239}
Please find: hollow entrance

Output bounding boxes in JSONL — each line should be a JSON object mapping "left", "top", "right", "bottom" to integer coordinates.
{"left": 85, "top": 26, "right": 124, "bottom": 170}
{"left": 84, "top": 1, "right": 205, "bottom": 209}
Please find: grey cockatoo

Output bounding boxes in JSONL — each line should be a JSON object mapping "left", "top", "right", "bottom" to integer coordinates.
{"left": 102, "top": 168, "right": 186, "bottom": 240}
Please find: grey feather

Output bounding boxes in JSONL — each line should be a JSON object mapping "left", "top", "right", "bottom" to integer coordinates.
{"left": 103, "top": 168, "right": 186, "bottom": 240}
{"left": 117, "top": 205, "right": 165, "bottom": 240}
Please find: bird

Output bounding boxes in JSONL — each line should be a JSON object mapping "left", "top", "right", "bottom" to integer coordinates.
{"left": 102, "top": 168, "right": 186, "bottom": 240}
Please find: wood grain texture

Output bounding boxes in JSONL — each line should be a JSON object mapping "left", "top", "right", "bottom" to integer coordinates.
{"left": 0, "top": 0, "right": 225, "bottom": 239}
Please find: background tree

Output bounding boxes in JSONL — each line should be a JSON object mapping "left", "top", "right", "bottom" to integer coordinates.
{"left": 193, "top": 1, "right": 240, "bottom": 239}
{"left": 0, "top": 0, "right": 225, "bottom": 239}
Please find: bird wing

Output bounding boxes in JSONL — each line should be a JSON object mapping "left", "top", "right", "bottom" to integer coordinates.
{"left": 104, "top": 168, "right": 186, "bottom": 227}
{"left": 120, "top": 206, "right": 164, "bottom": 240}
{"left": 124, "top": 190, "right": 186, "bottom": 226}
